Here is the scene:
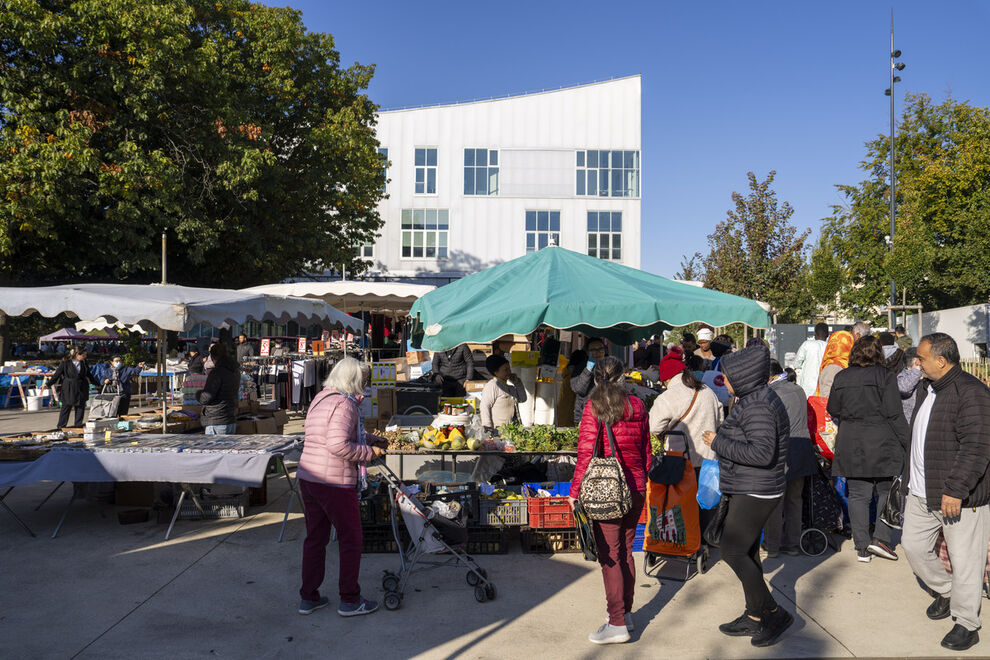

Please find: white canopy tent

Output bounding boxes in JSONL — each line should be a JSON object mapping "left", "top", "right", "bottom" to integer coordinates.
{"left": 242, "top": 281, "right": 436, "bottom": 315}
{"left": 0, "top": 283, "right": 365, "bottom": 427}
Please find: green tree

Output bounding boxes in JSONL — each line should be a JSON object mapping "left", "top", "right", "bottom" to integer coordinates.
{"left": 695, "top": 171, "right": 812, "bottom": 323}
{"left": 0, "top": 0, "right": 386, "bottom": 355}
{"left": 818, "top": 94, "right": 990, "bottom": 317}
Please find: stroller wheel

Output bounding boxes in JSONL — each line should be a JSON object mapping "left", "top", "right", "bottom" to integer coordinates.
{"left": 474, "top": 586, "right": 488, "bottom": 603}
{"left": 382, "top": 574, "right": 400, "bottom": 592}
{"left": 697, "top": 548, "right": 710, "bottom": 574}
{"left": 800, "top": 528, "right": 829, "bottom": 557}
{"left": 466, "top": 569, "right": 486, "bottom": 587}
{"left": 485, "top": 583, "right": 497, "bottom": 601}
{"left": 384, "top": 592, "right": 402, "bottom": 611}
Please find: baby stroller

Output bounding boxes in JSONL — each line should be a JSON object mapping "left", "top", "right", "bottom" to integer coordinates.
{"left": 799, "top": 456, "right": 848, "bottom": 555}
{"left": 374, "top": 460, "right": 497, "bottom": 610}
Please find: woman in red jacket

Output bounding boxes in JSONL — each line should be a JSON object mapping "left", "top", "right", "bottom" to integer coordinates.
{"left": 568, "top": 356, "right": 651, "bottom": 645}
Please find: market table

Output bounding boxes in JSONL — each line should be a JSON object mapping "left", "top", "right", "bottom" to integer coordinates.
{"left": 385, "top": 449, "right": 578, "bottom": 482}
{"left": 0, "top": 433, "right": 300, "bottom": 541}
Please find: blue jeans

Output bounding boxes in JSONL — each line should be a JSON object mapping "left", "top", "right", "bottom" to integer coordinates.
{"left": 205, "top": 423, "right": 237, "bottom": 435}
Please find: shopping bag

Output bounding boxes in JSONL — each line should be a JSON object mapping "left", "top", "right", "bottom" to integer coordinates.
{"left": 643, "top": 452, "right": 700, "bottom": 557}
{"left": 88, "top": 384, "right": 122, "bottom": 419}
{"left": 572, "top": 501, "right": 598, "bottom": 562}
{"left": 696, "top": 459, "right": 721, "bottom": 510}
{"left": 879, "top": 475, "right": 904, "bottom": 530}
{"left": 807, "top": 396, "right": 837, "bottom": 460}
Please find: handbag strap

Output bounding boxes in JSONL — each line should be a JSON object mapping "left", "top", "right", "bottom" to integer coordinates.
{"left": 678, "top": 389, "right": 700, "bottom": 427}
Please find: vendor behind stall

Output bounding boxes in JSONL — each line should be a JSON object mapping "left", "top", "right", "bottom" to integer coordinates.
{"left": 479, "top": 355, "right": 527, "bottom": 433}
{"left": 431, "top": 343, "right": 475, "bottom": 396}
{"left": 187, "top": 346, "right": 206, "bottom": 375}
{"left": 197, "top": 343, "right": 239, "bottom": 434}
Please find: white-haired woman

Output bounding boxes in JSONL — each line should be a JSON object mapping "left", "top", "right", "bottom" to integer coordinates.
{"left": 296, "top": 357, "right": 387, "bottom": 617}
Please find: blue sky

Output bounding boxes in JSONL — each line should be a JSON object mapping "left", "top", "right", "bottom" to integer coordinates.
{"left": 272, "top": 0, "right": 990, "bottom": 278}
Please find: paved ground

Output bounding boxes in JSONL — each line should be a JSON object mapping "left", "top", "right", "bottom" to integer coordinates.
{"left": 2, "top": 408, "right": 989, "bottom": 658}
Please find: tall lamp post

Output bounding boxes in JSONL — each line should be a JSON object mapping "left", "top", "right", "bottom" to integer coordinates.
{"left": 885, "top": 13, "right": 906, "bottom": 329}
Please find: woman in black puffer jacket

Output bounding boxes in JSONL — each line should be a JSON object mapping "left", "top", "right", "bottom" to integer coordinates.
{"left": 827, "top": 335, "right": 909, "bottom": 563}
{"left": 703, "top": 345, "right": 792, "bottom": 647}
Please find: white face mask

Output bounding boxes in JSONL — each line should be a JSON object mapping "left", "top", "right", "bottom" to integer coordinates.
{"left": 112, "top": 361, "right": 122, "bottom": 368}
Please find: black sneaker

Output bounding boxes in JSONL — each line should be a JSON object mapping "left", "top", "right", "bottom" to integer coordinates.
{"left": 780, "top": 546, "right": 801, "bottom": 556}
{"left": 856, "top": 548, "right": 872, "bottom": 563}
{"left": 752, "top": 607, "right": 794, "bottom": 647}
{"left": 719, "top": 611, "right": 762, "bottom": 637}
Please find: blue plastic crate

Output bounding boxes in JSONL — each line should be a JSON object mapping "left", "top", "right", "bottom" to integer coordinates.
{"left": 632, "top": 523, "right": 646, "bottom": 552}
{"left": 523, "top": 481, "right": 572, "bottom": 497}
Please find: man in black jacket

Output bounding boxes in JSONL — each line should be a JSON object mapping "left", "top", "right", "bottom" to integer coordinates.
{"left": 52, "top": 348, "right": 101, "bottom": 428}
{"left": 431, "top": 344, "right": 475, "bottom": 396}
{"left": 901, "top": 333, "right": 990, "bottom": 652}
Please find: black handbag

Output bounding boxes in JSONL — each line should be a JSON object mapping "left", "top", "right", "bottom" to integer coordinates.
{"left": 648, "top": 390, "right": 698, "bottom": 484}
{"left": 572, "top": 500, "right": 598, "bottom": 562}
{"left": 880, "top": 475, "right": 904, "bottom": 530}
{"left": 703, "top": 494, "right": 731, "bottom": 547}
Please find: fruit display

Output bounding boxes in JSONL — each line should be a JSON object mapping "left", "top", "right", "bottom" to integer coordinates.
{"left": 482, "top": 488, "right": 525, "bottom": 501}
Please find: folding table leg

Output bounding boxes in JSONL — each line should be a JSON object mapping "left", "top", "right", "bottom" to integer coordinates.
{"left": 35, "top": 481, "right": 65, "bottom": 511}
{"left": 0, "top": 488, "right": 36, "bottom": 537}
{"left": 164, "top": 489, "right": 187, "bottom": 541}
{"left": 51, "top": 488, "right": 78, "bottom": 539}
{"left": 277, "top": 458, "right": 302, "bottom": 543}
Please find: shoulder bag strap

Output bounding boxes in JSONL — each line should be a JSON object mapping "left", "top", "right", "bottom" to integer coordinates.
{"left": 676, "top": 389, "right": 700, "bottom": 429}
{"left": 593, "top": 422, "right": 603, "bottom": 459}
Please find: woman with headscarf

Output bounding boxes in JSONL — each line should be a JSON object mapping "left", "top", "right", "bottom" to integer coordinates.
{"left": 816, "top": 330, "right": 854, "bottom": 398}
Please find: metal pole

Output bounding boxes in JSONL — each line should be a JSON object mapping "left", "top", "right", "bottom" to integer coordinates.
{"left": 888, "top": 11, "right": 897, "bottom": 331}
{"left": 160, "top": 232, "right": 168, "bottom": 428}
{"left": 161, "top": 232, "right": 167, "bottom": 286}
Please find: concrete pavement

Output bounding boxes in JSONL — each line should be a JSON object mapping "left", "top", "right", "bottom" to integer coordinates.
{"left": 2, "top": 408, "right": 987, "bottom": 658}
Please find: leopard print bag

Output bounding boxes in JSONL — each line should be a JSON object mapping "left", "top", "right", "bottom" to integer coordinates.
{"left": 579, "top": 422, "right": 632, "bottom": 521}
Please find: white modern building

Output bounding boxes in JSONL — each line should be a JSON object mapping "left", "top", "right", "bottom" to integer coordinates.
{"left": 360, "top": 76, "right": 642, "bottom": 284}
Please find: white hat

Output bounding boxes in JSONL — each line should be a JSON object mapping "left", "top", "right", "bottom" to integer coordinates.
{"left": 697, "top": 328, "right": 714, "bottom": 341}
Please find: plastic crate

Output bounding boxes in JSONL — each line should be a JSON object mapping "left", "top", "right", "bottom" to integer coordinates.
{"left": 178, "top": 490, "right": 248, "bottom": 520}
{"left": 359, "top": 493, "right": 392, "bottom": 526}
{"left": 521, "top": 527, "right": 581, "bottom": 554}
{"left": 523, "top": 481, "right": 572, "bottom": 497}
{"left": 527, "top": 496, "right": 575, "bottom": 529}
{"left": 423, "top": 483, "right": 480, "bottom": 524}
{"left": 633, "top": 523, "right": 646, "bottom": 552}
{"left": 361, "top": 523, "right": 408, "bottom": 553}
{"left": 465, "top": 526, "right": 511, "bottom": 554}
{"left": 478, "top": 486, "right": 528, "bottom": 526}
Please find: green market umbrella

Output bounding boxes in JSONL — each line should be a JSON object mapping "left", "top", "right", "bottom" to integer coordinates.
{"left": 410, "top": 246, "right": 770, "bottom": 351}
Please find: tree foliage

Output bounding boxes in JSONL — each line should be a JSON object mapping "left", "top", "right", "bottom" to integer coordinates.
{"left": 814, "top": 94, "right": 990, "bottom": 316}
{"left": 0, "top": 0, "right": 386, "bottom": 289}
{"left": 687, "top": 171, "right": 812, "bottom": 323}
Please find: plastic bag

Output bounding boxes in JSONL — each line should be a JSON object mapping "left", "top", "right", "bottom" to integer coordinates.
{"left": 696, "top": 459, "right": 721, "bottom": 510}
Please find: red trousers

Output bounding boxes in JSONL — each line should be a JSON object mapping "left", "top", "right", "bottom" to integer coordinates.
{"left": 299, "top": 479, "right": 363, "bottom": 604}
{"left": 592, "top": 491, "right": 647, "bottom": 626}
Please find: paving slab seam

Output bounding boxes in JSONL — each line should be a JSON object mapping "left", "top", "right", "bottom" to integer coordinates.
{"left": 768, "top": 572, "right": 856, "bottom": 657}
{"left": 68, "top": 483, "right": 297, "bottom": 659}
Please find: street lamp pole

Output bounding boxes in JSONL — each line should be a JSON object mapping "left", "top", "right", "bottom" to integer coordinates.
{"left": 885, "top": 11, "right": 905, "bottom": 330}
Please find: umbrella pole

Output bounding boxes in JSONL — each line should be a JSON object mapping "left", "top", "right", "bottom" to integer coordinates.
{"left": 157, "top": 328, "right": 166, "bottom": 430}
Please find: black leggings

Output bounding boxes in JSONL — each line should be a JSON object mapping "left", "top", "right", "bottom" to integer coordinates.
{"left": 721, "top": 494, "right": 781, "bottom": 616}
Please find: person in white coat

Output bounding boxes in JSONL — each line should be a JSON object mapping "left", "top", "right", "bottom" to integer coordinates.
{"left": 793, "top": 323, "right": 829, "bottom": 397}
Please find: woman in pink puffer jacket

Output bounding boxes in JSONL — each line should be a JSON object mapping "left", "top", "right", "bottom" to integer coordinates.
{"left": 296, "top": 357, "right": 387, "bottom": 617}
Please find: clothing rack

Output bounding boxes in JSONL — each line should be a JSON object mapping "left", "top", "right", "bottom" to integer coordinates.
{"left": 251, "top": 354, "right": 339, "bottom": 412}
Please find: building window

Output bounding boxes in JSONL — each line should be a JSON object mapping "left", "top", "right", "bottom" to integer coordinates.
{"left": 525, "top": 210, "right": 560, "bottom": 253}
{"left": 587, "top": 211, "right": 622, "bottom": 260}
{"left": 464, "top": 148, "right": 498, "bottom": 195}
{"left": 576, "top": 150, "right": 640, "bottom": 197}
{"left": 378, "top": 147, "right": 389, "bottom": 193}
{"left": 356, "top": 243, "right": 374, "bottom": 259}
{"left": 415, "top": 147, "right": 437, "bottom": 194}
{"left": 401, "top": 209, "right": 448, "bottom": 259}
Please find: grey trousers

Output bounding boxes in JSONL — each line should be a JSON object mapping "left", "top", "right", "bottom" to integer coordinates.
{"left": 764, "top": 478, "right": 805, "bottom": 552}
{"left": 902, "top": 493, "right": 990, "bottom": 631}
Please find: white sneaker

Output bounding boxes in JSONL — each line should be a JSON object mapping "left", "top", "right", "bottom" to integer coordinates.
{"left": 625, "top": 612, "right": 634, "bottom": 632}
{"left": 589, "top": 622, "right": 631, "bottom": 645}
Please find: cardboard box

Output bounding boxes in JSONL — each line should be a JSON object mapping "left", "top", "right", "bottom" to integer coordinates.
{"left": 376, "top": 387, "right": 396, "bottom": 420}
{"left": 463, "top": 380, "right": 487, "bottom": 393}
{"left": 379, "top": 357, "right": 409, "bottom": 379}
{"left": 235, "top": 419, "right": 257, "bottom": 435}
{"left": 237, "top": 400, "right": 252, "bottom": 413}
{"left": 254, "top": 416, "right": 278, "bottom": 435}
{"left": 115, "top": 482, "right": 158, "bottom": 507}
{"left": 272, "top": 409, "right": 289, "bottom": 426}
{"left": 406, "top": 350, "right": 430, "bottom": 364}
{"left": 510, "top": 351, "right": 541, "bottom": 368}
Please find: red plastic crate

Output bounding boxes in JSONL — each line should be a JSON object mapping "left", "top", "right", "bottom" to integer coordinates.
{"left": 527, "top": 496, "right": 575, "bottom": 529}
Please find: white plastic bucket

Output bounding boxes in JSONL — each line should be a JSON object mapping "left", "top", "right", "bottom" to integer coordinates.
{"left": 26, "top": 395, "right": 44, "bottom": 411}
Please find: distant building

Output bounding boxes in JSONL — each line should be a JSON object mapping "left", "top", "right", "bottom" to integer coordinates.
{"left": 360, "top": 76, "right": 643, "bottom": 284}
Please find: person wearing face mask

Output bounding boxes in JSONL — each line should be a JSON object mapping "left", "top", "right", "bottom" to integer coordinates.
{"left": 95, "top": 356, "right": 146, "bottom": 415}
{"left": 51, "top": 347, "right": 101, "bottom": 428}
